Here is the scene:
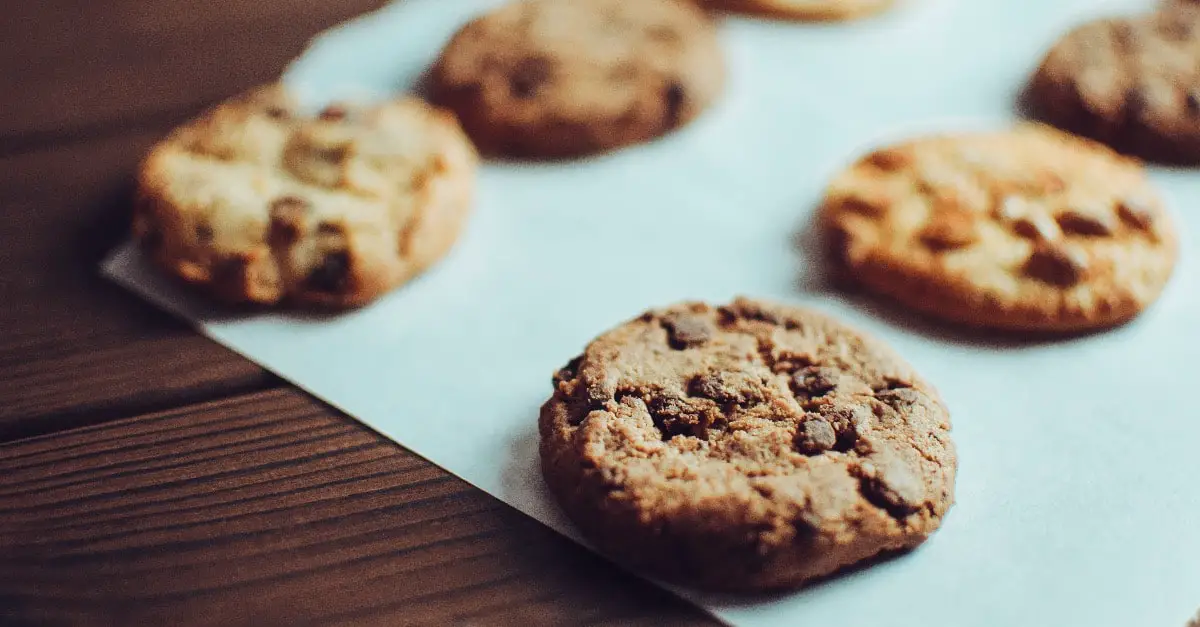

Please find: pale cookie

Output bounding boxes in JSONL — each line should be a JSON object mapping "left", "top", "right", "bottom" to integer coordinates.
{"left": 1028, "top": 6, "right": 1200, "bottom": 164}
{"left": 539, "top": 297, "right": 956, "bottom": 591}
{"left": 819, "top": 124, "right": 1178, "bottom": 333}
{"left": 699, "top": 0, "right": 895, "bottom": 21}
{"left": 133, "top": 84, "right": 477, "bottom": 308}
{"left": 430, "top": 0, "right": 725, "bottom": 158}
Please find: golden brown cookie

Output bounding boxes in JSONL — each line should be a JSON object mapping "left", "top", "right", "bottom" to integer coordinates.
{"left": 430, "top": 0, "right": 726, "bottom": 158}
{"left": 133, "top": 84, "right": 477, "bottom": 308}
{"left": 1028, "top": 6, "right": 1200, "bottom": 164}
{"left": 539, "top": 297, "right": 956, "bottom": 591}
{"left": 699, "top": 0, "right": 894, "bottom": 21}
{"left": 819, "top": 124, "right": 1179, "bottom": 333}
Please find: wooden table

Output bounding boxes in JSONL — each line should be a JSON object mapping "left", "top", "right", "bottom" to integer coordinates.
{"left": 0, "top": 2, "right": 712, "bottom": 623}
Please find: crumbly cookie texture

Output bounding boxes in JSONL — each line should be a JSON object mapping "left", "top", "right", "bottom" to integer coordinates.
{"left": 539, "top": 298, "right": 956, "bottom": 591}
{"left": 819, "top": 124, "right": 1178, "bottom": 333}
{"left": 1028, "top": 6, "right": 1200, "bottom": 163}
{"left": 699, "top": 0, "right": 895, "bottom": 21}
{"left": 133, "top": 84, "right": 477, "bottom": 308}
{"left": 430, "top": 0, "right": 725, "bottom": 158}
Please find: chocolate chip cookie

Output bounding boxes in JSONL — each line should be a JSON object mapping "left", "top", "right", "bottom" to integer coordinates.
{"left": 539, "top": 298, "right": 956, "bottom": 591}
{"left": 699, "top": 0, "right": 895, "bottom": 21}
{"left": 430, "top": 0, "right": 726, "bottom": 158}
{"left": 133, "top": 84, "right": 477, "bottom": 308}
{"left": 819, "top": 124, "right": 1178, "bottom": 333}
{"left": 1028, "top": 6, "right": 1200, "bottom": 164}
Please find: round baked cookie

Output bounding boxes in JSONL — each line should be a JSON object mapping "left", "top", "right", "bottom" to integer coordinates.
{"left": 133, "top": 84, "right": 477, "bottom": 308}
{"left": 819, "top": 124, "right": 1178, "bottom": 333}
{"left": 1028, "top": 6, "right": 1200, "bottom": 163}
{"left": 539, "top": 297, "right": 956, "bottom": 591}
{"left": 430, "top": 0, "right": 725, "bottom": 158}
{"left": 699, "top": 0, "right": 894, "bottom": 22}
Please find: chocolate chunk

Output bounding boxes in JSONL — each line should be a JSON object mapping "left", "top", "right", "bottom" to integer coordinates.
{"left": 318, "top": 104, "right": 348, "bottom": 121}
{"left": 268, "top": 195, "right": 310, "bottom": 245}
{"left": 1024, "top": 243, "right": 1088, "bottom": 287}
{"left": 663, "top": 81, "right": 686, "bottom": 128}
{"left": 1011, "top": 214, "right": 1061, "bottom": 241}
{"left": 1187, "top": 89, "right": 1200, "bottom": 115}
{"left": 264, "top": 105, "right": 290, "bottom": 120}
{"left": 306, "top": 251, "right": 351, "bottom": 293}
{"left": 1117, "top": 196, "right": 1155, "bottom": 231}
{"left": 195, "top": 223, "right": 214, "bottom": 244}
{"left": 818, "top": 403, "right": 868, "bottom": 451}
{"left": 863, "top": 148, "right": 910, "bottom": 171}
{"left": 856, "top": 458, "right": 924, "bottom": 519}
{"left": 552, "top": 355, "right": 583, "bottom": 387}
{"left": 795, "top": 420, "right": 838, "bottom": 455}
{"left": 649, "top": 395, "right": 721, "bottom": 440}
{"left": 838, "top": 194, "right": 887, "bottom": 218}
{"left": 662, "top": 313, "right": 714, "bottom": 349}
{"left": 919, "top": 210, "right": 978, "bottom": 251}
{"left": 874, "top": 387, "right": 926, "bottom": 409}
{"left": 1055, "top": 209, "right": 1115, "bottom": 236}
{"left": 509, "top": 56, "right": 554, "bottom": 98}
{"left": 790, "top": 366, "right": 840, "bottom": 398}
{"left": 689, "top": 372, "right": 766, "bottom": 407}
{"left": 317, "top": 221, "right": 344, "bottom": 236}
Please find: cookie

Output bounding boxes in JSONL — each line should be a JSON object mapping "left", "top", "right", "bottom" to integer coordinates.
{"left": 699, "top": 0, "right": 894, "bottom": 21}
{"left": 430, "top": 0, "right": 725, "bottom": 158}
{"left": 1027, "top": 7, "right": 1200, "bottom": 164}
{"left": 819, "top": 124, "right": 1178, "bottom": 333}
{"left": 133, "top": 84, "right": 477, "bottom": 308}
{"left": 539, "top": 297, "right": 956, "bottom": 591}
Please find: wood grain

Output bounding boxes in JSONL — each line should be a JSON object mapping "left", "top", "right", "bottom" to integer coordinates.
{"left": 0, "top": 389, "right": 712, "bottom": 626}
{"left": 0, "top": 130, "right": 274, "bottom": 437}
{"left": 0, "top": 0, "right": 386, "bottom": 145}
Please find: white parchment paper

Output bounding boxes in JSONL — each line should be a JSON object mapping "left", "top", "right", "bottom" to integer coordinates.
{"left": 103, "top": 0, "right": 1200, "bottom": 624}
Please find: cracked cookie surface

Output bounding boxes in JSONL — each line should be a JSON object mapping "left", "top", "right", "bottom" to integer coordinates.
{"left": 1029, "top": 6, "right": 1200, "bottom": 164}
{"left": 430, "top": 0, "right": 725, "bottom": 158}
{"left": 133, "top": 84, "right": 477, "bottom": 308}
{"left": 819, "top": 124, "right": 1178, "bottom": 333}
{"left": 539, "top": 297, "right": 956, "bottom": 591}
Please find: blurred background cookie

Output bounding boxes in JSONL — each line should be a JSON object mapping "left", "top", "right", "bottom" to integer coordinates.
{"left": 1027, "top": 6, "right": 1200, "bottom": 164}
{"left": 134, "top": 85, "right": 477, "bottom": 308}
{"left": 819, "top": 124, "right": 1178, "bottom": 333}
{"left": 430, "top": 0, "right": 726, "bottom": 158}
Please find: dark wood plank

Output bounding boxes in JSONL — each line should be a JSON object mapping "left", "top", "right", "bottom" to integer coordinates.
{"left": 0, "top": 0, "right": 386, "bottom": 144}
{"left": 0, "top": 389, "right": 712, "bottom": 626}
{"left": 0, "top": 130, "right": 275, "bottom": 437}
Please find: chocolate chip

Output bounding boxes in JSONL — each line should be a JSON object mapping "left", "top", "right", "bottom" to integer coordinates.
{"left": 264, "top": 105, "right": 290, "bottom": 120}
{"left": 317, "top": 221, "right": 344, "bottom": 236}
{"left": 1117, "top": 196, "right": 1155, "bottom": 231}
{"left": 552, "top": 355, "right": 583, "bottom": 387}
{"left": 662, "top": 313, "right": 714, "bottom": 349}
{"left": 306, "top": 251, "right": 351, "bottom": 293}
{"left": 919, "top": 210, "right": 978, "bottom": 251}
{"left": 856, "top": 458, "right": 924, "bottom": 519}
{"left": 819, "top": 404, "right": 868, "bottom": 451}
{"left": 195, "top": 223, "right": 214, "bottom": 244}
{"left": 1011, "top": 214, "right": 1061, "bottom": 241}
{"left": 874, "top": 387, "right": 926, "bottom": 409}
{"left": 795, "top": 420, "right": 838, "bottom": 455}
{"left": 863, "top": 148, "right": 911, "bottom": 171}
{"left": 268, "top": 195, "right": 310, "bottom": 245}
{"left": 1186, "top": 89, "right": 1200, "bottom": 115}
{"left": 838, "top": 194, "right": 887, "bottom": 218}
{"left": 319, "top": 104, "right": 348, "bottom": 121}
{"left": 1024, "top": 243, "right": 1088, "bottom": 287}
{"left": 663, "top": 81, "right": 685, "bottom": 128}
{"left": 790, "top": 366, "right": 840, "bottom": 398}
{"left": 1055, "top": 209, "right": 1115, "bottom": 236}
{"left": 509, "top": 56, "right": 554, "bottom": 98}
{"left": 689, "top": 372, "right": 766, "bottom": 407}
{"left": 315, "top": 144, "right": 348, "bottom": 163}
{"left": 648, "top": 395, "right": 721, "bottom": 440}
